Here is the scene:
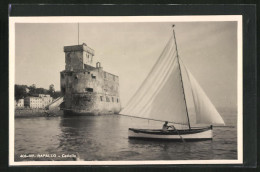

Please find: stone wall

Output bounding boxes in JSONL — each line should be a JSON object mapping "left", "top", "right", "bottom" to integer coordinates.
{"left": 61, "top": 43, "right": 121, "bottom": 115}
{"left": 15, "top": 108, "right": 63, "bottom": 117}
{"left": 61, "top": 65, "right": 121, "bottom": 115}
{"left": 65, "top": 51, "right": 84, "bottom": 71}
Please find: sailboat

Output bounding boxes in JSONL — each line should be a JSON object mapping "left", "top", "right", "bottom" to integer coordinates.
{"left": 119, "top": 25, "right": 225, "bottom": 141}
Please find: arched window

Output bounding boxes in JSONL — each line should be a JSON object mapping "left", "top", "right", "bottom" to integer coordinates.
{"left": 96, "top": 62, "right": 101, "bottom": 68}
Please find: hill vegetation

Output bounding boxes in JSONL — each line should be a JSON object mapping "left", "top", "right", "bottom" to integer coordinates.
{"left": 15, "top": 84, "right": 62, "bottom": 101}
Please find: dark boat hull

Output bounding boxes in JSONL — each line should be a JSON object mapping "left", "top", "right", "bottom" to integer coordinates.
{"left": 128, "top": 126, "right": 213, "bottom": 140}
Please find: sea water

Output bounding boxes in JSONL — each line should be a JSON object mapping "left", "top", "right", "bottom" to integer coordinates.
{"left": 14, "top": 110, "right": 237, "bottom": 161}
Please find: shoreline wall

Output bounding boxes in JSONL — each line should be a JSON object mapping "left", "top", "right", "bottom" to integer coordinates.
{"left": 15, "top": 108, "right": 63, "bottom": 117}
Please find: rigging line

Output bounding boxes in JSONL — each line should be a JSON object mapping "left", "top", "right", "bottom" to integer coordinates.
{"left": 172, "top": 26, "right": 191, "bottom": 129}
{"left": 118, "top": 113, "right": 189, "bottom": 126}
{"left": 61, "top": 106, "right": 233, "bottom": 128}
{"left": 60, "top": 107, "right": 187, "bottom": 126}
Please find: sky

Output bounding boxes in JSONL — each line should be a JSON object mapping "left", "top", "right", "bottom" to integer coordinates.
{"left": 15, "top": 21, "right": 237, "bottom": 108}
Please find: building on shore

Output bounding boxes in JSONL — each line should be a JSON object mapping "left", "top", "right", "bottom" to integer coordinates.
{"left": 39, "top": 94, "right": 53, "bottom": 107}
{"left": 16, "top": 99, "right": 24, "bottom": 108}
{"left": 24, "top": 97, "right": 43, "bottom": 108}
{"left": 60, "top": 43, "right": 121, "bottom": 115}
{"left": 24, "top": 94, "right": 53, "bottom": 109}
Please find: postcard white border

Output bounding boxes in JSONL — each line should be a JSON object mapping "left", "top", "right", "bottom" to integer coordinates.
{"left": 9, "top": 16, "right": 243, "bottom": 166}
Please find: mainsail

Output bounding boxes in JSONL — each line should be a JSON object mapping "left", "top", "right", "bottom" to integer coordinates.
{"left": 120, "top": 36, "right": 189, "bottom": 126}
{"left": 120, "top": 31, "right": 225, "bottom": 127}
{"left": 181, "top": 61, "right": 225, "bottom": 125}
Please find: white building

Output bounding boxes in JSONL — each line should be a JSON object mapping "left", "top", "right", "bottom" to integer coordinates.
{"left": 16, "top": 99, "right": 24, "bottom": 108}
{"left": 39, "top": 94, "right": 53, "bottom": 107}
{"left": 24, "top": 97, "right": 43, "bottom": 108}
{"left": 24, "top": 94, "right": 53, "bottom": 109}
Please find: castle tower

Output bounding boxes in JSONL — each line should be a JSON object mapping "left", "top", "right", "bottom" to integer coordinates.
{"left": 60, "top": 43, "right": 121, "bottom": 115}
{"left": 64, "top": 43, "right": 95, "bottom": 71}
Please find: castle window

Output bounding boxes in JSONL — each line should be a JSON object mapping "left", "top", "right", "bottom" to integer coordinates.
{"left": 112, "top": 97, "right": 114, "bottom": 102}
{"left": 96, "top": 62, "right": 101, "bottom": 68}
{"left": 117, "top": 98, "right": 119, "bottom": 103}
{"left": 87, "top": 54, "right": 89, "bottom": 62}
{"left": 100, "top": 96, "right": 103, "bottom": 101}
{"left": 106, "top": 97, "right": 110, "bottom": 102}
{"left": 104, "top": 72, "right": 106, "bottom": 78}
{"left": 85, "top": 88, "right": 93, "bottom": 92}
{"left": 91, "top": 74, "right": 96, "bottom": 79}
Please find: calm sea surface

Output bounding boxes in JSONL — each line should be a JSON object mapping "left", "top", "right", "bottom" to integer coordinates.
{"left": 15, "top": 110, "right": 237, "bottom": 161}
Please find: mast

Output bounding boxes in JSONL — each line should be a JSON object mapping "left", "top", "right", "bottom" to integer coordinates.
{"left": 172, "top": 25, "right": 191, "bottom": 129}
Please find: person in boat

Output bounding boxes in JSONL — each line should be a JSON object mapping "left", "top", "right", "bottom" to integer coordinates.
{"left": 162, "top": 121, "right": 176, "bottom": 132}
{"left": 162, "top": 121, "right": 170, "bottom": 131}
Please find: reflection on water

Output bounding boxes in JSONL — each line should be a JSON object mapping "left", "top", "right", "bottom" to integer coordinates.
{"left": 15, "top": 111, "right": 237, "bottom": 161}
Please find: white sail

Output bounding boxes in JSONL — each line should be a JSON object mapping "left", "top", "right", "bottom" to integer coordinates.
{"left": 120, "top": 36, "right": 189, "bottom": 126}
{"left": 181, "top": 61, "right": 225, "bottom": 125}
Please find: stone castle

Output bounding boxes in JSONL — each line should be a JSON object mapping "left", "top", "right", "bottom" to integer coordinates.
{"left": 60, "top": 43, "right": 121, "bottom": 115}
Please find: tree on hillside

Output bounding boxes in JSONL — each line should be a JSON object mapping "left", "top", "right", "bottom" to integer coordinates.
{"left": 49, "top": 84, "right": 55, "bottom": 93}
{"left": 35, "top": 87, "right": 48, "bottom": 94}
{"left": 15, "top": 84, "right": 61, "bottom": 99}
{"left": 52, "top": 91, "right": 62, "bottom": 99}
{"left": 48, "top": 84, "right": 55, "bottom": 97}
{"left": 29, "top": 84, "right": 36, "bottom": 95}
{"left": 15, "top": 85, "right": 27, "bottom": 100}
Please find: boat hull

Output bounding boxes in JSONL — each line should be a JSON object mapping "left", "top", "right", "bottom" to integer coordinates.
{"left": 128, "top": 126, "right": 213, "bottom": 141}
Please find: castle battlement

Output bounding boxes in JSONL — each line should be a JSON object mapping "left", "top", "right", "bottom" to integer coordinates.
{"left": 64, "top": 43, "right": 95, "bottom": 56}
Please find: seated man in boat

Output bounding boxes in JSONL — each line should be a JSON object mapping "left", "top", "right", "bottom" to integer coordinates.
{"left": 162, "top": 121, "right": 176, "bottom": 132}
{"left": 162, "top": 121, "right": 170, "bottom": 131}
